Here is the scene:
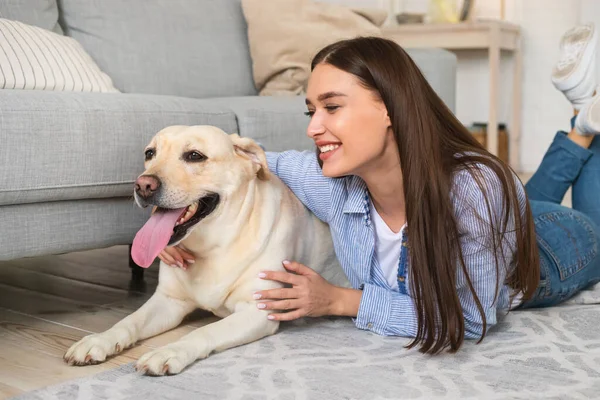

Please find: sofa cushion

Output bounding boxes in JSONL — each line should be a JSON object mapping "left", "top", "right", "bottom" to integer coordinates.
{"left": 241, "top": 0, "right": 384, "bottom": 96}
{"left": 210, "top": 96, "right": 313, "bottom": 152}
{"left": 0, "top": 91, "right": 238, "bottom": 206}
{"left": 57, "top": 0, "right": 257, "bottom": 98}
{"left": 0, "top": 0, "right": 63, "bottom": 34}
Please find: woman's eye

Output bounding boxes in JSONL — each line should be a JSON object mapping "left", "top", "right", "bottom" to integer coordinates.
{"left": 304, "top": 106, "right": 339, "bottom": 117}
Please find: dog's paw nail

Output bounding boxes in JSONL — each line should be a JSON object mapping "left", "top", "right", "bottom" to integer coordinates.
{"left": 162, "top": 365, "right": 169, "bottom": 375}
{"left": 84, "top": 354, "right": 92, "bottom": 363}
{"left": 115, "top": 343, "right": 122, "bottom": 353}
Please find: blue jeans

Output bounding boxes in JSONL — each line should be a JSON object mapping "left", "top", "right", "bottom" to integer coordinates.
{"left": 520, "top": 116, "right": 600, "bottom": 308}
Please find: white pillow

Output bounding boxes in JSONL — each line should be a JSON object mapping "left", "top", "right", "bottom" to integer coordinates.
{"left": 0, "top": 18, "right": 119, "bottom": 92}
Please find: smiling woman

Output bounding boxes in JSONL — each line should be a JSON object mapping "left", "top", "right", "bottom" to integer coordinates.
{"left": 256, "top": 36, "right": 540, "bottom": 354}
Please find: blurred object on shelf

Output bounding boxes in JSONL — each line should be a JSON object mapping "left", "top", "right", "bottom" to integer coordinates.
{"left": 425, "top": 0, "right": 475, "bottom": 24}
{"left": 459, "top": 0, "right": 475, "bottom": 21}
{"left": 396, "top": 13, "right": 424, "bottom": 24}
{"left": 427, "top": 0, "right": 459, "bottom": 23}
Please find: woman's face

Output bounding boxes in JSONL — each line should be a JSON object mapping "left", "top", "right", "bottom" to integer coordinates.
{"left": 305, "top": 63, "right": 395, "bottom": 178}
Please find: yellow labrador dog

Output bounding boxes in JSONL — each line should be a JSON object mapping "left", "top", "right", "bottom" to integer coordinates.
{"left": 64, "top": 125, "right": 348, "bottom": 375}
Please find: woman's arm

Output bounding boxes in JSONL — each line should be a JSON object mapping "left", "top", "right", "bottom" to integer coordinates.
{"left": 265, "top": 150, "right": 333, "bottom": 222}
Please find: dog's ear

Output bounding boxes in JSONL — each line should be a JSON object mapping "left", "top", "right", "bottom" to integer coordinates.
{"left": 230, "top": 134, "right": 270, "bottom": 180}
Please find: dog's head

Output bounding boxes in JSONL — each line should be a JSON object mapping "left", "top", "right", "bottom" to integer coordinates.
{"left": 130, "top": 125, "right": 269, "bottom": 267}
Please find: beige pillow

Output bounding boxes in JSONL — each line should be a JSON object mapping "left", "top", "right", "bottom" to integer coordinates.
{"left": 0, "top": 18, "right": 119, "bottom": 92}
{"left": 241, "top": 0, "right": 386, "bottom": 96}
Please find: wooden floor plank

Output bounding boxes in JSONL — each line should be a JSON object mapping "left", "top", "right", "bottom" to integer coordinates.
{"left": 0, "top": 308, "right": 150, "bottom": 398}
{"left": 0, "top": 283, "right": 141, "bottom": 332}
{"left": 0, "top": 381, "right": 21, "bottom": 400}
{"left": 0, "top": 263, "right": 150, "bottom": 308}
{"left": 3, "top": 245, "right": 159, "bottom": 295}
{"left": 0, "top": 307, "right": 214, "bottom": 398}
{"left": 0, "top": 283, "right": 216, "bottom": 348}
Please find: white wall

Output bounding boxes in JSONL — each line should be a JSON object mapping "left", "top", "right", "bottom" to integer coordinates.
{"left": 319, "top": 0, "right": 600, "bottom": 172}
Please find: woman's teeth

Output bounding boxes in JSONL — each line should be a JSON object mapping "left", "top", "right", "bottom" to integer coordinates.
{"left": 319, "top": 144, "right": 340, "bottom": 153}
{"left": 175, "top": 202, "right": 199, "bottom": 226}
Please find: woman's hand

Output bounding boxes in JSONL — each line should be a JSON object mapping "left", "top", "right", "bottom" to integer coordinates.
{"left": 254, "top": 260, "right": 345, "bottom": 321}
{"left": 158, "top": 246, "right": 195, "bottom": 270}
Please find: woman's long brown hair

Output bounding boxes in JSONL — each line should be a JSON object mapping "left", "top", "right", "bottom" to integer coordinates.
{"left": 311, "top": 37, "right": 540, "bottom": 354}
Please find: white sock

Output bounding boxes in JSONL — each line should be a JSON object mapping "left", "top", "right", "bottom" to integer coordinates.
{"left": 575, "top": 93, "right": 600, "bottom": 135}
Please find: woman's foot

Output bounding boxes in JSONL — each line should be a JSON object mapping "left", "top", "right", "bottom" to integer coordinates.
{"left": 575, "top": 93, "right": 600, "bottom": 135}
{"left": 552, "top": 22, "right": 597, "bottom": 110}
{"left": 566, "top": 95, "right": 599, "bottom": 149}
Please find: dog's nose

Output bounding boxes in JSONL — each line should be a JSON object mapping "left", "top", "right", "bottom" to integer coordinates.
{"left": 135, "top": 175, "right": 161, "bottom": 199}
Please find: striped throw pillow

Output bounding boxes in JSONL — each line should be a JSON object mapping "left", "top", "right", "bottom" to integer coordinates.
{"left": 0, "top": 18, "right": 119, "bottom": 92}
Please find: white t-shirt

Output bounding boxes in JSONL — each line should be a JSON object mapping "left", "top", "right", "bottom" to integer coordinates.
{"left": 370, "top": 202, "right": 406, "bottom": 291}
{"left": 370, "top": 200, "right": 524, "bottom": 309}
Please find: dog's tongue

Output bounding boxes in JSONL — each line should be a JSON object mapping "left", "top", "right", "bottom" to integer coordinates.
{"left": 131, "top": 207, "right": 186, "bottom": 268}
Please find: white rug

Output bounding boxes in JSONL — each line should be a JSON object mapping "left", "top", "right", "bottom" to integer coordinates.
{"left": 12, "top": 285, "right": 600, "bottom": 400}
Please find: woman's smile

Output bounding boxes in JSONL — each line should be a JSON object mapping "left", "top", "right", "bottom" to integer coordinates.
{"left": 316, "top": 140, "right": 342, "bottom": 161}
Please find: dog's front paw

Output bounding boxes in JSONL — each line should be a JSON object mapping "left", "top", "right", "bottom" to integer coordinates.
{"left": 135, "top": 343, "right": 200, "bottom": 376}
{"left": 64, "top": 333, "right": 124, "bottom": 366}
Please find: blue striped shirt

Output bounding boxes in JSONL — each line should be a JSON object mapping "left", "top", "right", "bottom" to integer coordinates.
{"left": 265, "top": 150, "right": 526, "bottom": 339}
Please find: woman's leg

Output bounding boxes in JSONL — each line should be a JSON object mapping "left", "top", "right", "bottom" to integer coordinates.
{"left": 526, "top": 94, "right": 600, "bottom": 222}
{"left": 522, "top": 107, "right": 600, "bottom": 308}
{"left": 525, "top": 23, "right": 598, "bottom": 205}
{"left": 572, "top": 104, "right": 600, "bottom": 226}
{"left": 524, "top": 122, "right": 593, "bottom": 205}
{"left": 520, "top": 200, "right": 600, "bottom": 309}
{"left": 517, "top": 23, "right": 600, "bottom": 309}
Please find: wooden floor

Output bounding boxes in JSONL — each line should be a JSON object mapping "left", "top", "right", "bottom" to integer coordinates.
{"left": 0, "top": 245, "right": 215, "bottom": 399}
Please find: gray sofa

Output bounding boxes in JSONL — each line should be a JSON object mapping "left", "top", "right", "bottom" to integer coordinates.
{"left": 0, "top": 0, "right": 456, "bottom": 263}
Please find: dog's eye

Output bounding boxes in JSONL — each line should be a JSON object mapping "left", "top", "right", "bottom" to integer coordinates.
{"left": 144, "top": 149, "right": 155, "bottom": 161}
{"left": 184, "top": 151, "right": 207, "bottom": 162}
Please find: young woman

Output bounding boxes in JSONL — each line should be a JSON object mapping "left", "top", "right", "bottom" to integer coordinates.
{"left": 159, "top": 23, "right": 600, "bottom": 354}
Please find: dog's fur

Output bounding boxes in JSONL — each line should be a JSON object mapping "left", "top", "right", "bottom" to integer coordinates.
{"left": 64, "top": 125, "right": 348, "bottom": 375}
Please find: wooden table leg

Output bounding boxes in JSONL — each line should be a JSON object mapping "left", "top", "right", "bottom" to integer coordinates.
{"left": 487, "top": 28, "right": 501, "bottom": 158}
{"left": 128, "top": 243, "right": 145, "bottom": 283}
{"left": 510, "top": 42, "right": 523, "bottom": 172}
